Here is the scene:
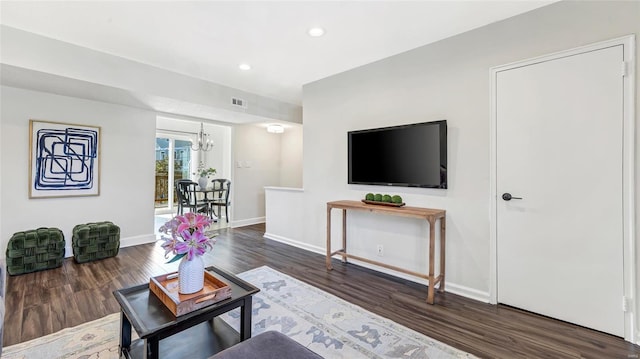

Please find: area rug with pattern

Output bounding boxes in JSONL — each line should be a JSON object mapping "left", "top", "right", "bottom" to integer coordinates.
{"left": 2, "top": 266, "right": 476, "bottom": 359}
{"left": 222, "top": 266, "right": 475, "bottom": 359}
{"left": 2, "top": 312, "right": 123, "bottom": 359}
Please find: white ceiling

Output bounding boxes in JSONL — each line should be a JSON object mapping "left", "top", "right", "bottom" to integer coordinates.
{"left": 1, "top": 1, "right": 554, "bottom": 106}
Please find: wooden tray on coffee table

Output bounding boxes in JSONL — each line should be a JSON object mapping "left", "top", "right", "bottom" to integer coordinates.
{"left": 149, "top": 271, "right": 232, "bottom": 316}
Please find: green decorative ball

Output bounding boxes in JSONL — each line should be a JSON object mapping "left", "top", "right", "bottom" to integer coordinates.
{"left": 374, "top": 193, "right": 383, "bottom": 202}
{"left": 392, "top": 195, "right": 403, "bottom": 204}
{"left": 365, "top": 193, "right": 374, "bottom": 200}
{"left": 382, "top": 194, "right": 392, "bottom": 202}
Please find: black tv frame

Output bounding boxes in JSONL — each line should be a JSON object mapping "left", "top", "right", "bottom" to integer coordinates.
{"left": 348, "top": 120, "right": 447, "bottom": 189}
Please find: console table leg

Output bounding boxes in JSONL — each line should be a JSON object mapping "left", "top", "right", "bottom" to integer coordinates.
{"left": 427, "top": 279, "right": 435, "bottom": 304}
{"left": 341, "top": 209, "right": 347, "bottom": 263}
{"left": 326, "top": 205, "right": 333, "bottom": 270}
{"left": 427, "top": 218, "right": 436, "bottom": 304}
{"left": 439, "top": 216, "right": 446, "bottom": 293}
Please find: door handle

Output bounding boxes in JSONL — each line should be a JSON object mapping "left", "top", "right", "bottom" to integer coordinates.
{"left": 502, "top": 193, "right": 523, "bottom": 201}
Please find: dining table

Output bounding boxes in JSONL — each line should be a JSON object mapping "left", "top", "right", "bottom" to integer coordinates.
{"left": 196, "top": 187, "right": 223, "bottom": 220}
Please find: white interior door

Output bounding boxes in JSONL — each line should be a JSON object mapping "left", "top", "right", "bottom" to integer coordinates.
{"left": 496, "top": 45, "right": 624, "bottom": 336}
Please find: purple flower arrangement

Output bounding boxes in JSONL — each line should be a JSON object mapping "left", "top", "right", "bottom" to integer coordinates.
{"left": 159, "top": 212, "right": 217, "bottom": 263}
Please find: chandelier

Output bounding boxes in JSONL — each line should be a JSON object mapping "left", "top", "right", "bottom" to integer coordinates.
{"left": 191, "top": 122, "right": 213, "bottom": 151}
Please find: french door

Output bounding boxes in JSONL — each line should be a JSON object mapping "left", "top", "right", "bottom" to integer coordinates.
{"left": 155, "top": 135, "right": 193, "bottom": 212}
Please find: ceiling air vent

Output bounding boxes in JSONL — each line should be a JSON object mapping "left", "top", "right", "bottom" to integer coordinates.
{"left": 231, "top": 97, "right": 248, "bottom": 109}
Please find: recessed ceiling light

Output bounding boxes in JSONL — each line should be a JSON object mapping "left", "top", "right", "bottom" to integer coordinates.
{"left": 267, "top": 124, "right": 284, "bottom": 134}
{"left": 239, "top": 63, "right": 251, "bottom": 71}
{"left": 308, "top": 27, "right": 325, "bottom": 37}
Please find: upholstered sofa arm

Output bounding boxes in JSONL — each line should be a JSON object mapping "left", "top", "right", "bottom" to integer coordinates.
{"left": 209, "top": 331, "right": 322, "bottom": 359}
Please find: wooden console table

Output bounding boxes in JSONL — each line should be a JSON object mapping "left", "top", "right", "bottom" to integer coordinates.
{"left": 326, "top": 200, "right": 446, "bottom": 304}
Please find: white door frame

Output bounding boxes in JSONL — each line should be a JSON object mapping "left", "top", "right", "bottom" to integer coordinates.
{"left": 489, "top": 35, "right": 636, "bottom": 343}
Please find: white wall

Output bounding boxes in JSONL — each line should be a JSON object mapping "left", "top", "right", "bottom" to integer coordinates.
{"left": 264, "top": 187, "right": 307, "bottom": 250}
{"left": 231, "top": 124, "right": 282, "bottom": 226}
{"left": 300, "top": 0, "right": 640, "bottom": 303}
{"left": 0, "top": 86, "right": 157, "bottom": 257}
{"left": 279, "top": 124, "right": 303, "bottom": 188}
{"left": 229, "top": 122, "right": 302, "bottom": 226}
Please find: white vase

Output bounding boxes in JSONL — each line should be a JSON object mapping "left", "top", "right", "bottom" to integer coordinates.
{"left": 178, "top": 255, "right": 205, "bottom": 294}
{"left": 198, "top": 176, "right": 208, "bottom": 189}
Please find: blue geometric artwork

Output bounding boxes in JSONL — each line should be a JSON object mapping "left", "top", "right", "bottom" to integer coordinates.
{"left": 30, "top": 120, "right": 100, "bottom": 198}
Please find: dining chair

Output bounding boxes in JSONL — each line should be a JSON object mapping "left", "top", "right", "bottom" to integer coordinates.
{"left": 209, "top": 179, "right": 231, "bottom": 222}
{"left": 175, "top": 180, "right": 208, "bottom": 215}
{"left": 175, "top": 179, "right": 191, "bottom": 215}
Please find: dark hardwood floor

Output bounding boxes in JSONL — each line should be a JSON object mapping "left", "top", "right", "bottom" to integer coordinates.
{"left": 3, "top": 223, "right": 638, "bottom": 358}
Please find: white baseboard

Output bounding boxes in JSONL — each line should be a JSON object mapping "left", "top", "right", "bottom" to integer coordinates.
{"left": 264, "top": 232, "right": 325, "bottom": 255}
{"left": 262, "top": 232, "right": 491, "bottom": 304}
{"left": 445, "top": 282, "right": 491, "bottom": 303}
{"left": 64, "top": 233, "right": 157, "bottom": 258}
{"left": 230, "top": 216, "right": 265, "bottom": 228}
{"left": 330, "top": 256, "right": 490, "bottom": 302}
{"left": 121, "top": 233, "right": 157, "bottom": 248}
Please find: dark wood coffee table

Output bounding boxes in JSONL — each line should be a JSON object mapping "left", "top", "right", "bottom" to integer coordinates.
{"left": 113, "top": 266, "right": 260, "bottom": 359}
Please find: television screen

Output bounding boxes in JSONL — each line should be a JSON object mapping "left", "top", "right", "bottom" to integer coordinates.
{"left": 348, "top": 120, "right": 447, "bottom": 188}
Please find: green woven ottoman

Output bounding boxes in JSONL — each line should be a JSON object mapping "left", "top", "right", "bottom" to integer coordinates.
{"left": 6, "top": 228, "right": 65, "bottom": 275}
{"left": 72, "top": 221, "right": 120, "bottom": 263}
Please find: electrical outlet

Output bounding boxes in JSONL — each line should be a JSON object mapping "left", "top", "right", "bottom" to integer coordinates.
{"left": 376, "top": 245, "right": 384, "bottom": 257}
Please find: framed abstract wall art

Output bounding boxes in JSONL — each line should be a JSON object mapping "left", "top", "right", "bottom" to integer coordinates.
{"left": 29, "top": 120, "right": 101, "bottom": 198}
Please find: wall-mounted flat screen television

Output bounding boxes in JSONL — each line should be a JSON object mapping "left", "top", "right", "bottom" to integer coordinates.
{"left": 348, "top": 120, "right": 447, "bottom": 189}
